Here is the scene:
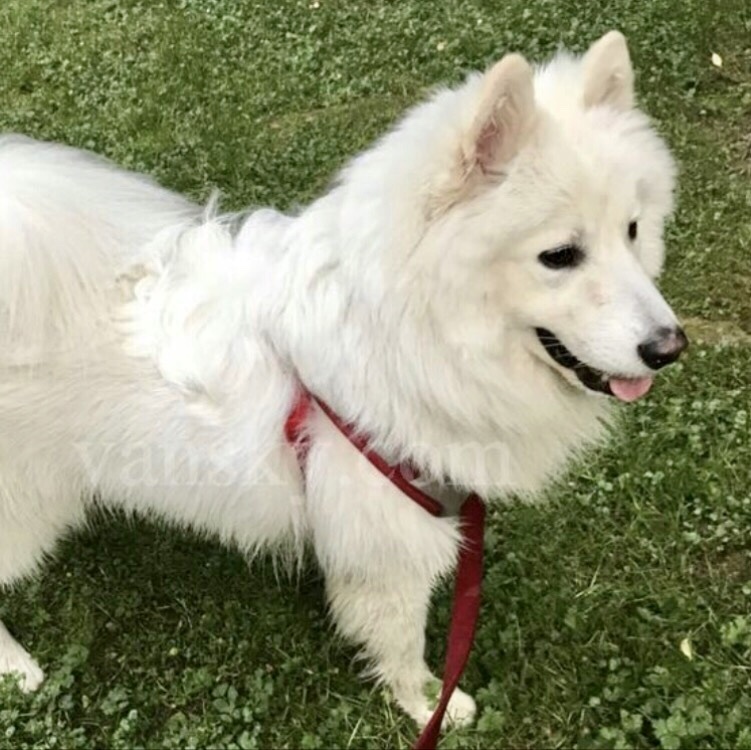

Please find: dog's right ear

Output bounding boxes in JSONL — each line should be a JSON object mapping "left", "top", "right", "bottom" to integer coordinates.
{"left": 461, "top": 53, "right": 536, "bottom": 178}
{"left": 581, "top": 31, "right": 634, "bottom": 110}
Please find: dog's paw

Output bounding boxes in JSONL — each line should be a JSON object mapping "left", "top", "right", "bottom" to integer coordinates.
{"left": 0, "top": 640, "right": 44, "bottom": 693}
{"left": 396, "top": 679, "right": 476, "bottom": 730}
{"left": 443, "top": 686, "right": 477, "bottom": 728}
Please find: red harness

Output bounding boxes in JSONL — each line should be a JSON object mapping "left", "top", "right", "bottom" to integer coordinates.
{"left": 285, "top": 389, "right": 485, "bottom": 750}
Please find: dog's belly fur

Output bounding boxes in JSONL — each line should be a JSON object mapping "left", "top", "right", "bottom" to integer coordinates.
{"left": 1, "top": 351, "right": 304, "bottom": 551}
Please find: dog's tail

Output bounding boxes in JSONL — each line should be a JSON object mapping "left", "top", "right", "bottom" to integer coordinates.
{"left": 0, "top": 136, "right": 196, "bottom": 362}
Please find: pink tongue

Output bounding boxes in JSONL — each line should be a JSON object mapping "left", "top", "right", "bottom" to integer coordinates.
{"left": 608, "top": 376, "right": 654, "bottom": 403}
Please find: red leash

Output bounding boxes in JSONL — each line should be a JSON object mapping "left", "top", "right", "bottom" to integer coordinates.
{"left": 285, "top": 390, "right": 485, "bottom": 749}
{"left": 413, "top": 493, "right": 484, "bottom": 750}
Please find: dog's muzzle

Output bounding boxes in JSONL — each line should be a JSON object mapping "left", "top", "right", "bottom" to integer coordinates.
{"left": 535, "top": 327, "right": 613, "bottom": 395}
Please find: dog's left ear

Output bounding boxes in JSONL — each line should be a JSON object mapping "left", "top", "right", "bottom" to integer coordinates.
{"left": 582, "top": 31, "right": 634, "bottom": 110}
{"left": 461, "top": 53, "right": 536, "bottom": 176}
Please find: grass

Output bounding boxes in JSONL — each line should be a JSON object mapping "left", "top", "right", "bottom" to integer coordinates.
{"left": 1, "top": 0, "right": 750, "bottom": 748}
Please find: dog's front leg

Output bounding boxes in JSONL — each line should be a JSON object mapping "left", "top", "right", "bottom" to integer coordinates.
{"left": 305, "top": 415, "right": 476, "bottom": 729}
{"left": 324, "top": 568, "right": 476, "bottom": 728}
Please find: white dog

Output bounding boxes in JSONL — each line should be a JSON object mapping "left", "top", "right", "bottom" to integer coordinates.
{"left": 0, "top": 32, "right": 687, "bottom": 728}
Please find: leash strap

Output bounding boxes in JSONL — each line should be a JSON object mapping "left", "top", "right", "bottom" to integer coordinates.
{"left": 284, "top": 391, "right": 485, "bottom": 749}
{"left": 413, "top": 493, "right": 485, "bottom": 750}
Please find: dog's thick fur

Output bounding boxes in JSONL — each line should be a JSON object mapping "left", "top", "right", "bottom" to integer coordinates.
{"left": 0, "top": 33, "right": 681, "bottom": 726}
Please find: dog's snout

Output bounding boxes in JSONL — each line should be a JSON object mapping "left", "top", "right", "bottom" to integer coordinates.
{"left": 638, "top": 326, "right": 689, "bottom": 370}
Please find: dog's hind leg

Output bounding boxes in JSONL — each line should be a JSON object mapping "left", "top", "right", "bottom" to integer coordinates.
{"left": 0, "top": 465, "right": 86, "bottom": 692}
{"left": 0, "top": 620, "right": 44, "bottom": 692}
{"left": 307, "top": 425, "right": 477, "bottom": 729}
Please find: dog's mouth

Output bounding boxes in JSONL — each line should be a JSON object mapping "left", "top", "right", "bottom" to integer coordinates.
{"left": 535, "top": 328, "right": 653, "bottom": 403}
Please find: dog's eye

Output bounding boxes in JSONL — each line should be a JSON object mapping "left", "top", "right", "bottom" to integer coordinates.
{"left": 538, "top": 244, "right": 584, "bottom": 270}
{"left": 628, "top": 221, "right": 638, "bottom": 241}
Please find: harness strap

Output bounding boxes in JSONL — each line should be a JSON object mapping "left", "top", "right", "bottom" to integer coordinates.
{"left": 284, "top": 389, "right": 485, "bottom": 750}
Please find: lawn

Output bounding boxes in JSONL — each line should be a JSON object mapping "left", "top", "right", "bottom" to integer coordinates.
{"left": 1, "top": 1, "right": 750, "bottom": 748}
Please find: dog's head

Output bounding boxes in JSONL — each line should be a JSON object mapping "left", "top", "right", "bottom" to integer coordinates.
{"left": 368, "top": 32, "right": 686, "bottom": 404}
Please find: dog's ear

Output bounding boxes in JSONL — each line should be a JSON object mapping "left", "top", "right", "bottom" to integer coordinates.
{"left": 581, "top": 31, "right": 634, "bottom": 111}
{"left": 461, "top": 53, "right": 536, "bottom": 176}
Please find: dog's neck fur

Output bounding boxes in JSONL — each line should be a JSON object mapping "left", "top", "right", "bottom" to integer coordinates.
{"left": 235, "top": 183, "right": 611, "bottom": 499}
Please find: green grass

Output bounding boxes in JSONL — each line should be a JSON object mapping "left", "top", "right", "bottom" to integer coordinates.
{"left": 1, "top": 1, "right": 750, "bottom": 748}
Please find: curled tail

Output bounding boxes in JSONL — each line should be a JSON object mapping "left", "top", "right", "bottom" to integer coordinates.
{"left": 0, "top": 136, "right": 196, "bottom": 362}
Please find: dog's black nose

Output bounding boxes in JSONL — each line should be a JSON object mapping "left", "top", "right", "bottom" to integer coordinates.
{"left": 638, "top": 326, "right": 689, "bottom": 370}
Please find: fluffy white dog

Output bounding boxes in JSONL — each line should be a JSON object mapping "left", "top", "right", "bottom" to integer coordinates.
{"left": 0, "top": 32, "right": 687, "bottom": 727}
